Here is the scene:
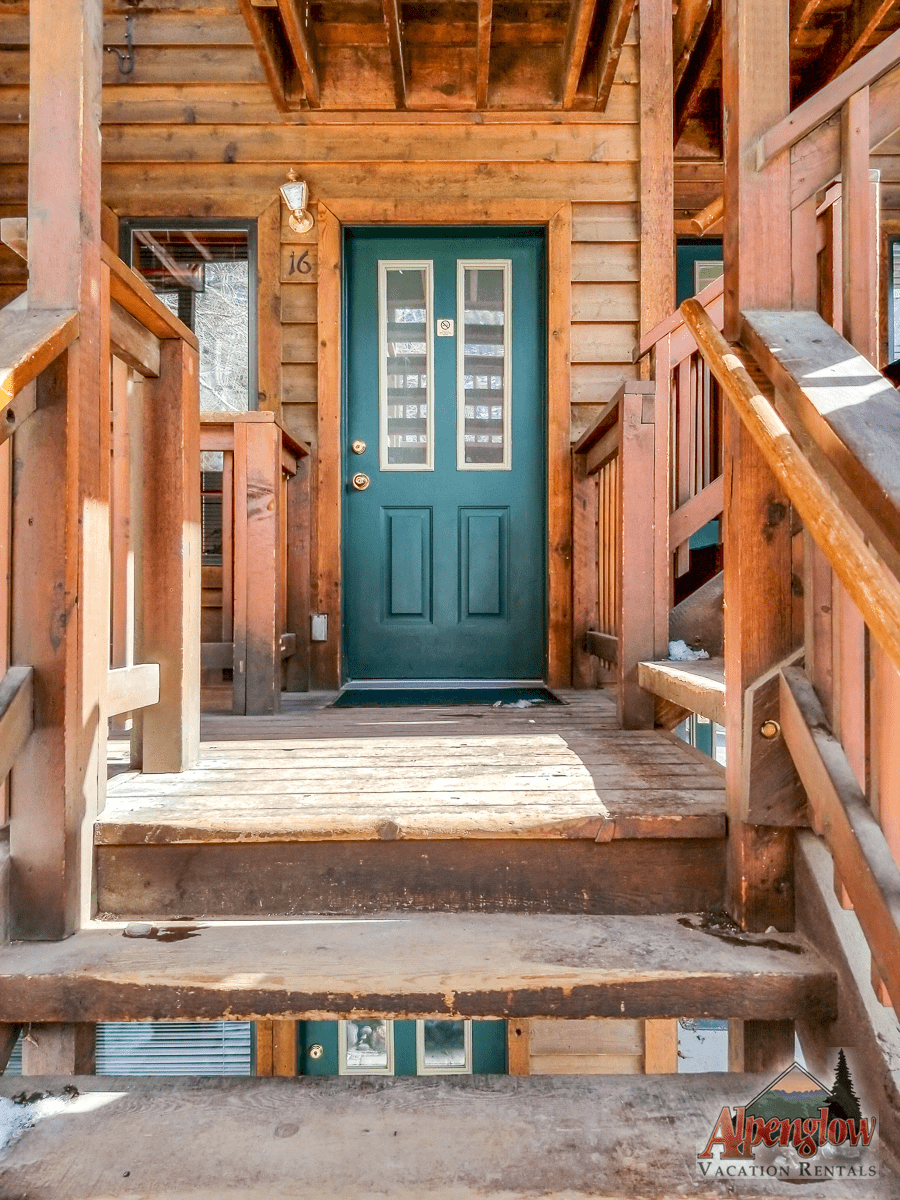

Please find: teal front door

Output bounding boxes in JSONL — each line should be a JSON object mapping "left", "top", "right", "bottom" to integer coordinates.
{"left": 343, "top": 228, "right": 546, "bottom": 681}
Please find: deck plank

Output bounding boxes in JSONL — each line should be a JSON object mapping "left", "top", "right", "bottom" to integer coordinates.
{"left": 0, "top": 914, "right": 835, "bottom": 1023}
{"left": 1, "top": 1074, "right": 890, "bottom": 1199}
{"left": 102, "top": 690, "right": 726, "bottom": 844}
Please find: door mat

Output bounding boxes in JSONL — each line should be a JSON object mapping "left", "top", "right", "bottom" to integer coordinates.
{"left": 331, "top": 686, "right": 563, "bottom": 708}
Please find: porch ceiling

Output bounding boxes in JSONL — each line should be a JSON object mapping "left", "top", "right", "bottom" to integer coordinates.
{"left": 233, "top": 0, "right": 639, "bottom": 113}
{"left": 675, "top": 0, "right": 900, "bottom": 159}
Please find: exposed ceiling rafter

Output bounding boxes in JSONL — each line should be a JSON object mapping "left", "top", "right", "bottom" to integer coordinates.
{"left": 594, "top": 0, "right": 637, "bottom": 112}
{"left": 475, "top": 0, "right": 494, "bottom": 110}
{"left": 559, "top": 0, "right": 599, "bottom": 109}
{"left": 382, "top": 0, "right": 408, "bottom": 110}
{"left": 674, "top": 0, "right": 720, "bottom": 142}
{"left": 275, "top": 0, "right": 321, "bottom": 109}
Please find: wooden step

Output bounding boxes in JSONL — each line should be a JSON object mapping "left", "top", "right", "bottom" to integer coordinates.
{"left": 0, "top": 914, "right": 836, "bottom": 1024}
{"left": 638, "top": 657, "right": 726, "bottom": 726}
{"left": 0, "top": 1074, "right": 891, "bottom": 1199}
{"left": 99, "top": 691, "right": 727, "bottom": 918}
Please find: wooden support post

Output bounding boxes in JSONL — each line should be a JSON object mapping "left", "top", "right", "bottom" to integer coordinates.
{"left": 728, "top": 1019, "right": 794, "bottom": 1074}
{"left": 639, "top": 0, "right": 674, "bottom": 335}
{"left": 256, "top": 198, "right": 282, "bottom": 417}
{"left": 722, "top": 0, "right": 791, "bottom": 339}
{"left": 791, "top": 196, "right": 819, "bottom": 311}
{"left": 128, "top": 373, "right": 146, "bottom": 771}
{"left": 313, "top": 205, "right": 342, "bottom": 690}
{"left": 721, "top": 0, "right": 794, "bottom": 1072}
{"left": 10, "top": 0, "right": 104, "bottom": 939}
{"left": 232, "top": 423, "right": 249, "bottom": 713}
{"left": 244, "top": 422, "right": 281, "bottom": 715}
{"left": 284, "top": 457, "right": 311, "bottom": 692}
{"left": 644, "top": 1019, "right": 678, "bottom": 1073}
{"left": 256, "top": 1020, "right": 298, "bottom": 1077}
{"left": 841, "top": 88, "right": 875, "bottom": 362}
{"left": 140, "top": 340, "right": 200, "bottom": 772}
{"left": 652, "top": 337, "right": 671, "bottom": 658}
{"left": 803, "top": 534, "right": 834, "bottom": 726}
{"left": 21, "top": 1023, "right": 94, "bottom": 1075}
{"left": 506, "top": 1020, "right": 531, "bottom": 1076}
{"left": 617, "top": 388, "right": 656, "bottom": 728}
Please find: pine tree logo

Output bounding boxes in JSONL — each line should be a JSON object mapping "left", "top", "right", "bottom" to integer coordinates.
{"left": 827, "top": 1049, "right": 862, "bottom": 1126}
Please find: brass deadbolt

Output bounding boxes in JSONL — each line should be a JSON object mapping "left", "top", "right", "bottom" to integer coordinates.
{"left": 351, "top": 439, "right": 367, "bottom": 455}
{"left": 351, "top": 472, "right": 370, "bottom": 491}
{"left": 308, "top": 1043, "right": 325, "bottom": 1060}
{"left": 760, "top": 719, "right": 781, "bottom": 740}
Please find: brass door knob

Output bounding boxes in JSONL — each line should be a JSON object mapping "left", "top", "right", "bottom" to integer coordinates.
{"left": 350, "top": 439, "right": 367, "bottom": 455}
{"left": 308, "top": 1044, "right": 325, "bottom": 1060}
{"left": 351, "top": 473, "right": 370, "bottom": 491}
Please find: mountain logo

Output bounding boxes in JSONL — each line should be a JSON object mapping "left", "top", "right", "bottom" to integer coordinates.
{"left": 697, "top": 1051, "right": 878, "bottom": 1181}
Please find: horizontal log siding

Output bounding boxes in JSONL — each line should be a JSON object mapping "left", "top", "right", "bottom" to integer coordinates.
{"left": 0, "top": 5, "right": 643, "bottom": 691}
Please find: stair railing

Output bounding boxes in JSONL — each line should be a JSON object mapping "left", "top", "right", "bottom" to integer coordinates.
{"left": 198, "top": 412, "right": 309, "bottom": 714}
{"left": 2, "top": 247, "right": 200, "bottom": 939}
{"left": 576, "top": 272, "right": 726, "bottom": 728}
{"left": 683, "top": 295, "right": 900, "bottom": 1024}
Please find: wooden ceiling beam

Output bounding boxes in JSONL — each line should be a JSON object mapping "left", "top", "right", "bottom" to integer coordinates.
{"left": 674, "top": 0, "right": 714, "bottom": 93}
{"left": 594, "top": 0, "right": 637, "bottom": 112}
{"left": 476, "top": 0, "right": 493, "bottom": 109}
{"left": 275, "top": 0, "right": 321, "bottom": 108}
{"left": 815, "top": 0, "right": 896, "bottom": 84}
{"left": 790, "top": 0, "right": 827, "bottom": 49}
{"left": 559, "top": 0, "right": 599, "bottom": 110}
{"left": 236, "top": 0, "right": 302, "bottom": 112}
{"left": 674, "top": 0, "right": 720, "bottom": 142}
{"left": 382, "top": 0, "right": 408, "bottom": 110}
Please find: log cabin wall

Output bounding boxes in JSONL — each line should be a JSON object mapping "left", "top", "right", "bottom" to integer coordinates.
{"left": 0, "top": 0, "right": 645, "bottom": 691}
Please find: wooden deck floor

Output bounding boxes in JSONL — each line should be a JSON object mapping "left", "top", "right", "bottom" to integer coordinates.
{"left": 101, "top": 690, "right": 726, "bottom": 845}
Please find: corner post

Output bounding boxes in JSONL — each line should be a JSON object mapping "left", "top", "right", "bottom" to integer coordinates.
{"left": 721, "top": 0, "right": 795, "bottom": 1071}
{"left": 140, "top": 340, "right": 201, "bottom": 772}
{"left": 10, "top": 0, "right": 105, "bottom": 939}
{"left": 617, "top": 387, "right": 656, "bottom": 728}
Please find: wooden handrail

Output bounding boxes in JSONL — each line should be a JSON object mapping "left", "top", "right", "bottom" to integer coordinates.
{"left": 681, "top": 298, "right": 900, "bottom": 679}
{"left": 0, "top": 306, "right": 78, "bottom": 406}
{"left": 757, "top": 27, "right": 900, "bottom": 169}
{"left": 101, "top": 244, "right": 199, "bottom": 351}
{"left": 0, "top": 666, "right": 33, "bottom": 782}
{"left": 635, "top": 273, "right": 723, "bottom": 360}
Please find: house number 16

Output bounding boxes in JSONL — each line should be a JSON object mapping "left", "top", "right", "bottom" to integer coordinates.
{"left": 287, "top": 250, "right": 312, "bottom": 276}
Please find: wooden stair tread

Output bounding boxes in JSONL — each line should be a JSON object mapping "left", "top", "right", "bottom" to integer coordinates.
{"left": 101, "top": 711, "right": 727, "bottom": 844}
{"left": 0, "top": 914, "right": 835, "bottom": 1023}
{"left": 638, "top": 658, "right": 726, "bottom": 725}
{"left": 0, "top": 1074, "right": 890, "bottom": 1199}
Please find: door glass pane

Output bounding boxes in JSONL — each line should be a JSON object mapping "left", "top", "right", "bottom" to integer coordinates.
{"left": 338, "top": 1019, "right": 394, "bottom": 1074}
{"left": 458, "top": 261, "right": 511, "bottom": 470}
{"left": 379, "top": 262, "right": 434, "bottom": 470}
{"left": 416, "top": 1019, "right": 472, "bottom": 1074}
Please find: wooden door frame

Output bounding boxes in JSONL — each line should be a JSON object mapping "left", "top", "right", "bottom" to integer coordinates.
{"left": 312, "top": 199, "right": 572, "bottom": 690}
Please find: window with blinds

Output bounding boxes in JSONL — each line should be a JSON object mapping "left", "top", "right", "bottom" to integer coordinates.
{"left": 3, "top": 1022, "right": 253, "bottom": 1076}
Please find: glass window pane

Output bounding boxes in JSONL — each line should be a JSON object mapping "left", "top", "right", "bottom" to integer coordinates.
{"left": 416, "top": 1019, "right": 472, "bottom": 1074}
{"left": 339, "top": 1019, "right": 394, "bottom": 1074}
{"left": 380, "top": 263, "right": 433, "bottom": 470}
{"left": 129, "top": 228, "right": 251, "bottom": 413}
{"left": 458, "top": 263, "right": 511, "bottom": 469}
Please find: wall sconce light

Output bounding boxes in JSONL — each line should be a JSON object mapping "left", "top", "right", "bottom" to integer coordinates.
{"left": 280, "top": 169, "right": 314, "bottom": 235}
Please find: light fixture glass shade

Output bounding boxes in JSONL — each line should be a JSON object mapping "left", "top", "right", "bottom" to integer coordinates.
{"left": 280, "top": 179, "right": 308, "bottom": 212}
